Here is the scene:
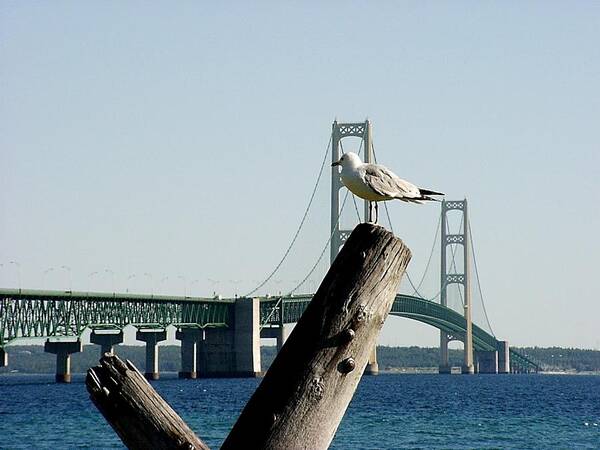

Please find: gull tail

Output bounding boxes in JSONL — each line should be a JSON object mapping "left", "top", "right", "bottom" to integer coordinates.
{"left": 415, "top": 188, "right": 444, "bottom": 202}
{"left": 419, "top": 188, "right": 444, "bottom": 197}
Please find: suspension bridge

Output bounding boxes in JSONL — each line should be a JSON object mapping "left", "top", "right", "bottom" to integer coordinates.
{"left": 0, "top": 120, "right": 539, "bottom": 382}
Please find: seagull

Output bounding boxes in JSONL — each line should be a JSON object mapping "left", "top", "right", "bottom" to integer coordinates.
{"left": 332, "top": 152, "right": 444, "bottom": 223}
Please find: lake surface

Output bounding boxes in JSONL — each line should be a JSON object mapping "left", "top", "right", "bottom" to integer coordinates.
{"left": 1, "top": 373, "right": 599, "bottom": 449}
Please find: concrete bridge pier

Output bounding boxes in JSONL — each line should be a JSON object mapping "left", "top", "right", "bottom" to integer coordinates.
{"left": 260, "top": 325, "right": 288, "bottom": 352}
{"left": 90, "top": 330, "right": 123, "bottom": 356}
{"left": 44, "top": 339, "right": 83, "bottom": 383}
{"left": 176, "top": 328, "right": 202, "bottom": 379}
{"left": 136, "top": 329, "right": 167, "bottom": 380}
{"left": 439, "top": 333, "right": 451, "bottom": 374}
{"left": 0, "top": 347, "right": 7, "bottom": 367}
{"left": 497, "top": 341, "right": 510, "bottom": 374}
{"left": 275, "top": 326, "right": 288, "bottom": 352}
{"left": 438, "top": 365, "right": 452, "bottom": 374}
{"left": 198, "top": 328, "right": 234, "bottom": 376}
{"left": 198, "top": 297, "right": 261, "bottom": 377}
{"left": 364, "top": 346, "right": 379, "bottom": 375}
{"left": 461, "top": 364, "right": 475, "bottom": 374}
{"left": 475, "top": 350, "right": 498, "bottom": 374}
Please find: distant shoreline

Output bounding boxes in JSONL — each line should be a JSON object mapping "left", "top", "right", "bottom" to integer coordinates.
{"left": 2, "top": 368, "right": 600, "bottom": 377}
{"left": 381, "top": 367, "right": 600, "bottom": 375}
{"left": 2, "top": 345, "right": 600, "bottom": 375}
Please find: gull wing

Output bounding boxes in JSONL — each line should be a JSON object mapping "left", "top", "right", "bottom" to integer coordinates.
{"left": 363, "top": 164, "right": 421, "bottom": 200}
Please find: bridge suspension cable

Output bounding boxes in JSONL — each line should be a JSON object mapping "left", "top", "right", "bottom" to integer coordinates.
{"left": 287, "top": 131, "right": 442, "bottom": 299}
{"left": 287, "top": 185, "right": 355, "bottom": 295}
{"left": 372, "top": 141, "right": 470, "bottom": 308}
{"left": 370, "top": 141, "right": 439, "bottom": 299}
{"left": 382, "top": 198, "right": 435, "bottom": 299}
{"left": 287, "top": 133, "right": 367, "bottom": 296}
{"left": 468, "top": 218, "right": 496, "bottom": 337}
{"left": 245, "top": 136, "right": 332, "bottom": 297}
{"left": 427, "top": 213, "right": 464, "bottom": 303}
{"left": 438, "top": 213, "right": 495, "bottom": 338}
{"left": 412, "top": 212, "right": 442, "bottom": 293}
{"left": 442, "top": 211, "right": 495, "bottom": 336}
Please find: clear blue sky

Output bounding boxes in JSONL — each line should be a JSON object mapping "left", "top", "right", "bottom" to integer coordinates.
{"left": 1, "top": 2, "right": 598, "bottom": 348}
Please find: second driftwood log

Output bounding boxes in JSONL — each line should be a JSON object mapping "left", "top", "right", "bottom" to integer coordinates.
{"left": 87, "top": 354, "right": 209, "bottom": 450}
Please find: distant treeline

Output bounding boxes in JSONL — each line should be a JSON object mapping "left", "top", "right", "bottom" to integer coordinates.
{"left": 1, "top": 345, "right": 599, "bottom": 374}
{"left": 377, "top": 346, "right": 600, "bottom": 372}
{"left": 518, "top": 347, "right": 600, "bottom": 372}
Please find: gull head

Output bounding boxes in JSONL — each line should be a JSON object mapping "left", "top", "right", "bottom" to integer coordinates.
{"left": 331, "top": 152, "right": 362, "bottom": 169}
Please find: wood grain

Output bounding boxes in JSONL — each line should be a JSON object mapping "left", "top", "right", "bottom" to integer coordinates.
{"left": 222, "top": 223, "right": 411, "bottom": 450}
{"left": 87, "top": 354, "right": 209, "bottom": 450}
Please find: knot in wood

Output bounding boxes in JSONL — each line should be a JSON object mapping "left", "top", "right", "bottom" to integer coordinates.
{"left": 309, "top": 377, "right": 325, "bottom": 400}
{"left": 340, "top": 328, "right": 355, "bottom": 344}
{"left": 176, "top": 440, "right": 195, "bottom": 450}
{"left": 338, "top": 357, "right": 356, "bottom": 374}
{"left": 356, "top": 304, "right": 372, "bottom": 323}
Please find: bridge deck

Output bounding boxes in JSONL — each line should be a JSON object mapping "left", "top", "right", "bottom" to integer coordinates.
{"left": 0, "top": 288, "right": 233, "bottom": 345}
{"left": 260, "top": 293, "right": 540, "bottom": 371}
{"left": 1, "top": 288, "right": 539, "bottom": 371}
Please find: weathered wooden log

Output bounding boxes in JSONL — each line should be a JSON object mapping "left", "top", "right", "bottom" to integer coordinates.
{"left": 221, "top": 222, "right": 411, "bottom": 450}
{"left": 86, "top": 354, "right": 209, "bottom": 450}
{"left": 86, "top": 223, "right": 409, "bottom": 449}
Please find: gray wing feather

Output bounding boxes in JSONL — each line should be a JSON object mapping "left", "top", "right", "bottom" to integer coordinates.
{"left": 363, "top": 164, "right": 420, "bottom": 199}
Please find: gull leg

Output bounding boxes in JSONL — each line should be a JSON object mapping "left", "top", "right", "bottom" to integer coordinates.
{"left": 367, "top": 201, "right": 375, "bottom": 224}
{"left": 374, "top": 202, "right": 379, "bottom": 224}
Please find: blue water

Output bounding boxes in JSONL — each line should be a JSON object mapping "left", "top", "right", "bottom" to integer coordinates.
{"left": 1, "top": 373, "right": 599, "bottom": 449}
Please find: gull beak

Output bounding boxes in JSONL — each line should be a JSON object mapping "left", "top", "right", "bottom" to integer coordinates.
{"left": 331, "top": 160, "right": 341, "bottom": 167}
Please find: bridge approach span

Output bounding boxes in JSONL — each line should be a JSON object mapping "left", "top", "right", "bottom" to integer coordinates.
{"left": 0, "top": 288, "right": 231, "bottom": 346}
{"left": 1, "top": 288, "right": 538, "bottom": 373}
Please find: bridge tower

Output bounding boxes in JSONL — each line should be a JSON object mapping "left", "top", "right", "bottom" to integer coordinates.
{"left": 330, "top": 120, "right": 373, "bottom": 266}
{"left": 439, "top": 199, "right": 474, "bottom": 374}
{"left": 330, "top": 119, "right": 378, "bottom": 375}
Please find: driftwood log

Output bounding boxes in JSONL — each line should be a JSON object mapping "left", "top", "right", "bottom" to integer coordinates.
{"left": 86, "top": 223, "right": 410, "bottom": 449}
{"left": 86, "top": 354, "right": 209, "bottom": 450}
{"left": 221, "top": 223, "right": 411, "bottom": 449}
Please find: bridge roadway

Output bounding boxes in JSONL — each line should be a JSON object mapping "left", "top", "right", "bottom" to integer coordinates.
{"left": 0, "top": 288, "right": 539, "bottom": 381}
{"left": 260, "top": 293, "right": 539, "bottom": 373}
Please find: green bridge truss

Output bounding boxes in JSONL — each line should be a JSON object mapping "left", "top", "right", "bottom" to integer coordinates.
{"left": 1, "top": 288, "right": 538, "bottom": 371}
{"left": 260, "top": 293, "right": 540, "bottom": 372}
{"left": 0, "top": 288, "right": 232, "bottom": 346}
